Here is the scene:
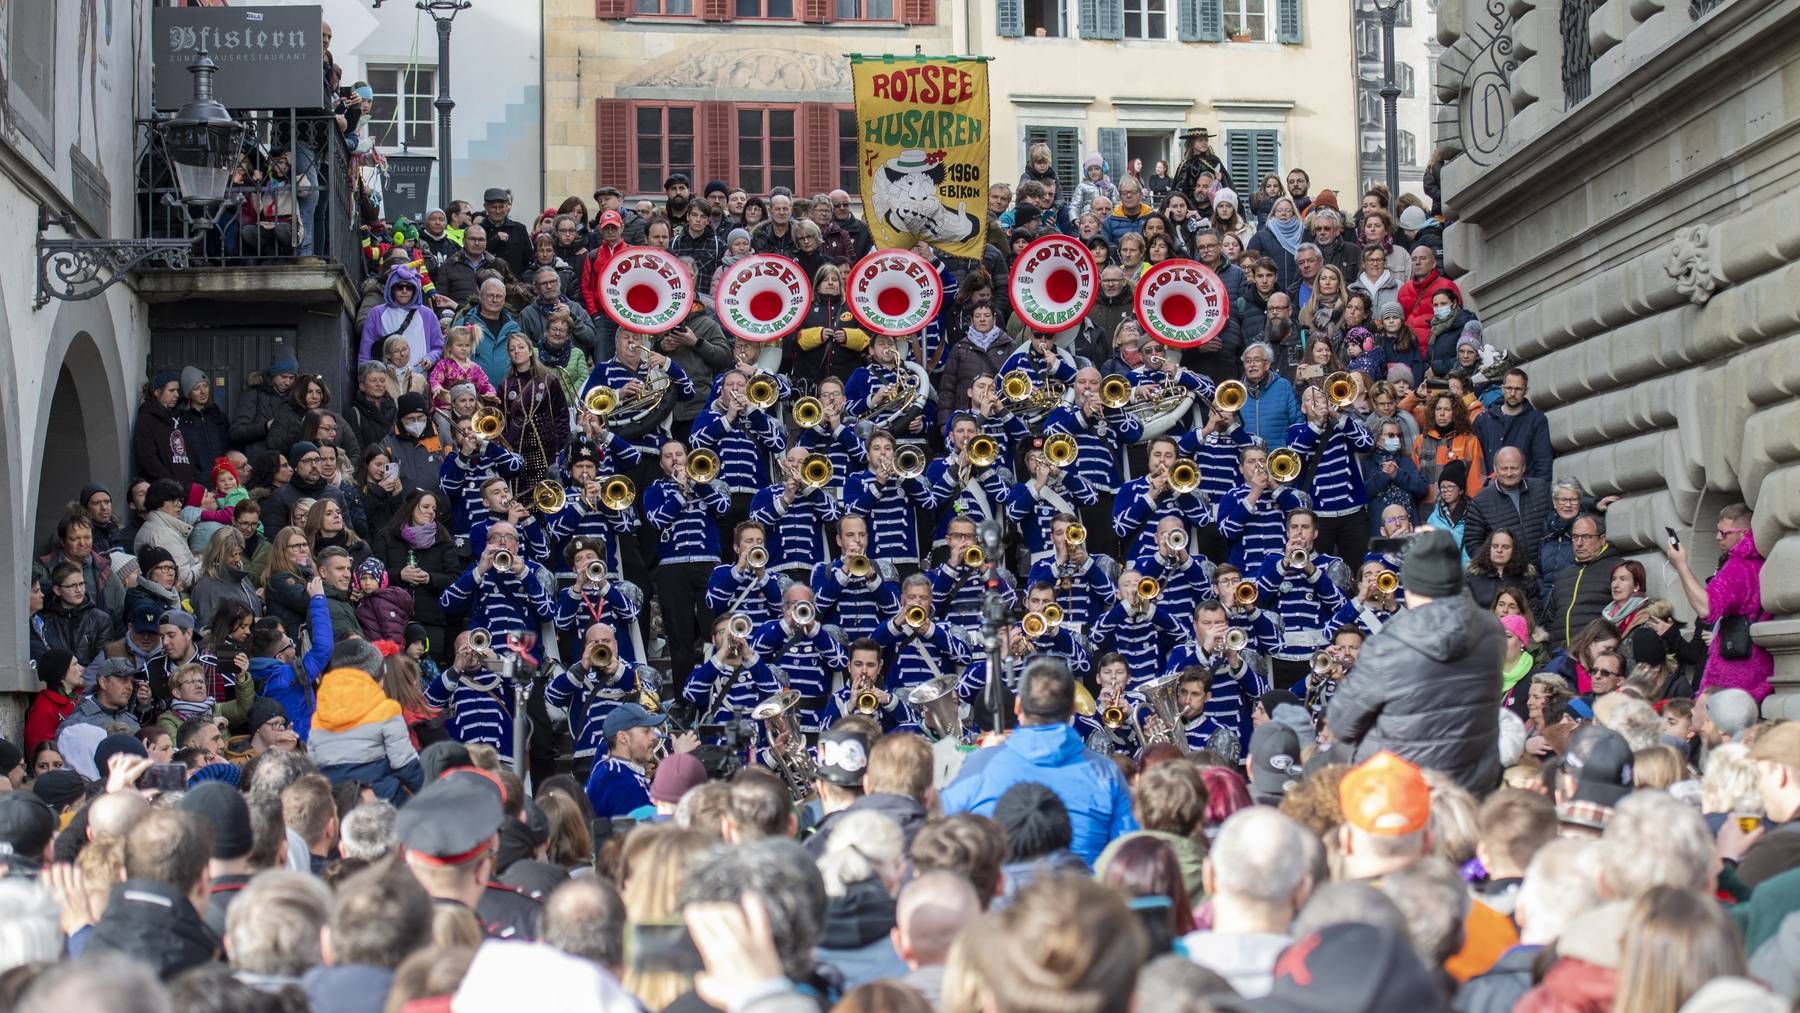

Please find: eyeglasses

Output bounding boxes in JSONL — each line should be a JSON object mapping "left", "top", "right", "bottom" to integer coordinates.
{"left": 263, "top": 719, "right": 290, "bottom": 731}
{"left": 57, "top": 582, "right": 84, "bottom": 591}
{"left": 1571, "top": 533, "right": 1601, "bottom": 542}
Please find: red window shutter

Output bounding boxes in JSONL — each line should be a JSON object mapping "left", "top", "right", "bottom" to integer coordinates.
{"left": 699, "top": 0, "right": 733, "bottom": 21}
{"left": 595, "top": 0, "right": 629, "bottom": 19}
{"left": 597, "top": 99, "right": 629, "bottom": 191}
{"left": 701, "top": 102, "right": 734, "bottom": 186}
{"left": 902, "top": 0, "right": 936, "bottom": 24}
{"left": 801, "top": 0, "right": 834, "bottom": 21}
{"left": 800, "top": 103, "right": 836, "bottom": 197}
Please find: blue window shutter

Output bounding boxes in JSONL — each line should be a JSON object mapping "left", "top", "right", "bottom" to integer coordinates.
{"left": 1225, "top": 131, "right": 1252, "bottom": 191}
{"left": 1276, "top": 0, "right": 1303, "bottom": 43}
{"left": 1254, "top": 131, "right": 1280, "bottom": 181}
{"left": 1077, "top": 0, "right": 1099, "bottom": 37}
{"left": 997, "top": 0, "right": 1024, "bottom": 37}
{"left": 1181, "top": 0, "right": 1222, "bottom": 41}
{"left": 1097, "top": 129, "right": 1127, "bottom": 182}
{"left": 1081, "top": 0, "right": 1123, "bottom": 39}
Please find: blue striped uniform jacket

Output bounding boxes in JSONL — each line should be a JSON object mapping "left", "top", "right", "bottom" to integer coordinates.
{"left": 1161, "top": 643, "right": 1269, "bottom": 745}
{"left": 551, "top": 584, "right": 641, "bottom": 665}
{"left": 928, "top": 563, "right": 1018, "bottom": 636}
{"left": 999, "top": 346, "right": 1080, "bottom": 386}
{"left": 1216, "top": 483, "right": 1309, "bottom": 573}
{"left": 545, "top": 496, "right": 638, "bottom": 575}
{"left": 1026, "top": 557, "right": 1116, "bottom": 635}
{"left": 796, "top": 423, "right": 866, "bottom": 499}
{"left": 681, "top": 655, "right": 782, "bottom": 724}
{"left": 643, "top": 478, "right": 731, "bottom": 565}
{"left": 1131, "top": 552, "right": 1215, "bottom": 626}
{"left": 581, "top": 357, "right": 697, "bottom": 403}
{"left": 544, "top": 659, "right": 658, "bottom": 759}
{"left": 424, "top": 666, "right": 515, "bottom": 757}
{"left": 1283, "top": 415, "right": 1376, "bottom": 516}
{"left": 690, "top": 407, "right": 787, "bottom": 495}
{"left": 1004, "top": 476, "right": 1099, "bottom": 560}
{"left": 871, "top": 619, "right": 974, "bottom": 689}
{"left": 1176, "top": 425, "right": 1253, "bottom": 504}
{"left": 704, "top": 564, "right": 783, "bottom": 625}
{"left": 1089, "top": 602, "right": 1190, "bottom": 689}
{"left": 844, "top": 469, "right": 932, "bottom": 564}
{"left": 1111, "top": 480, "right": 1212, "bottom": 560}
{"left": 469, "top": 513, "right": 553, "bottom": 569}
{"left": 748, "top": 619, "right": 848, "bottom": 721}
{"left": 1329, "top": 598, "right": 1401, "bottom": 638}
{"left": 439, "top": 444, "right": 524, "bottom": 536}
{"left": 438, "top": 565, "right": 554, "bottom": 635}
{"left": 1041, "top": 405, "right": 1144, "bottom": 493}
{"left": 810, "top": 562, "right": 900, "bottom": 641}
{"left": 1252, "top": 552, "right": 1348, "bottom": 660}
{"left": 749, "top": 485, "right": 845, "bottom": 575}
{"left": 921, "top": 458, "right": 1011, "bottom": 540}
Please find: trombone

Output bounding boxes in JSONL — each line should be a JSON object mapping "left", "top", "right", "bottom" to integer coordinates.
{"left": 599, "top": 475, "right": 636, "bottom": 511}
{"left": 532, "top": 480, "right": 567, "bottom": 514}
{"left": 1325, "top": 371, "right": 1359, "bottom": 408}
{"left": 894, "top": 446, "right": 927, "bottom": 479}
{"left": 1001, "top": 370, "right": 1034, "bottom": 404}
{"left": 967, "top": 436, "right": 999, "bottom": 469}
{"left": 1100, "top": 374, "right": 1133, "bottom": 408}
{"left": 1375, "top": 570, "right": 1400, "bottom": 595}
{"left": 472, "top": 406, "right": 504, "bottom": 440}
{"left": 1214, "top": 379, "right": 1248, "bottom": 413}
{"left": 746, "top": 374, "right": 779, "bottom": 408}
{"left": 686, "top": 448, "right": 720, "bottom": 484}
{"left": 793, "top": 396, "right": 825, "bottom": 429}
{"left": 1044, "top": 433, "right": 1078, "bottom": 467}
{"left": 1268, "top": 448, "right": 1303, "bottom": 484}
{"left": 799, "top": 453, "right": 833, "bottom": 491}
{"left": 582, "top": 386, "right": 617, "bottom": 418}
{"left": 1169, "top": 458, "right": 1201, "bottom": 493}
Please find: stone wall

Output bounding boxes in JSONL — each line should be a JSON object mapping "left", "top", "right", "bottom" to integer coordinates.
{"left": 1435, "top": 0, "right": 1800, "bottom": 708}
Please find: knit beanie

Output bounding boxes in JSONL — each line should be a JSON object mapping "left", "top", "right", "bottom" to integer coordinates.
{"left": 1437, "top": 459, "right": 1469, "bottom": 492}
{"left": 35, "top": 649, "right": 75, "bottom": 690}
{"left": 398, "top": 392, "right": 430, "bottom": 418}
{"left": 181, "top": 366, "right": 209, "bottom": 396}
{"left": 992, "top": 781, "right": 1072, "bottom": 862}
{"left": 1400, "top": 528, "right": 1464, "bottom": 598}
{"left": 726, "top": 228, "right": 751, "bottom": 246}
{"left": 1377, "top": 300, "right": 1405, "bottom": 321}
{"left": 179, "top": 781, "right": 254, "bottom": 859}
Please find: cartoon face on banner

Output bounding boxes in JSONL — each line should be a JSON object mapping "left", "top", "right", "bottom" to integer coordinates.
{"left": 869, "top": 150, "right": 984, "bottom": 249}
{"left": 1008, "top": 235, "right": 1098, "bottom": 333}
{"left": 1134, "top": 259, "right": 1230, "bottom": 349}
{"left": 715, "top": 255, "right": 812, "bottom": 343}
{"left": 847, "top": 249, "right": 943, "bottom": 336}
{"left": 598, "top": 247, "right": 694, "bottom": 334}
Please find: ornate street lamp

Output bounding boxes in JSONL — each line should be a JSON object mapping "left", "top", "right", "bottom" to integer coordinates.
{"left": 374, "top": 0, "right": 471, "bottom": 208}
{"left": 1373, "top": 0, "right": 1403, "bottom": 202}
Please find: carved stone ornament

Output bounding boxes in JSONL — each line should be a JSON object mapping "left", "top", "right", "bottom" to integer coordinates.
{"left": 1664, "top": 225, "right": 1718, "bottom": 305}
{"left": 631, "top": 47, "right": 853, "bottom": 94}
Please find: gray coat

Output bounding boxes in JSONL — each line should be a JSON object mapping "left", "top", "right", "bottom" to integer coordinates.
{"left": 1326, "top": 593, "right": 1503, "bottom": 794}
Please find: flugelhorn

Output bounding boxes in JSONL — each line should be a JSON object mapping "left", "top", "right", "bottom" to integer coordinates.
{"left": 686, "top": 448, "right": 720, "bottom": 484}
{"left": 799, "top": 453, "right": 833, "bottom": 491}
{"left": 1100, "top": 374, "right": 1132, "bottom": 408}
{"left": 742, "top": 545, "right": 768, "bottom": 571}
{"left": 532, "top": 480, "right": 566, "bottom": 514}
{"left": 1044, "top": 433, "right": 1078, "bottom": 467}
{"left": 1325, "top": 371, "right": 1358, "bottom": 407}
{"left": 1375, "top": 570, "right": 1400, "bottom": 595}
{"left": 845, "top": 554, "right": 874, "bottom": 579}
{"left": 1214, "top": 379, "right": 1247, "bottom": 413}
{"left": 727, "top": 613, "right": 754, "bottom": 638}
{"left": 902, "top": 604, "right": 928, "bottom": 629}
{"left": 472, "top": 406, "right": 504, "bottom": 440}
{"left": 894, "top": 446, "right": 927, "bottom": 479}
{"left": 1268, "top": 448, "right": 1303, "bottom": 483}
{"left": 584, "top": 559, "right": 607, "bottom": 584}
{"left": 962, "top": 546, "right": 985, "bottom": 569}
{"left": 1224, "top": 628, "right": 1249, "bottom": 652}
{"left": 583, "top": 386, "right": 617, "bottom": 417}
{"left": 1022, "top": 611, "right": 1050, "bottom": 638}
{"left": 1001, "top": 370, "right": 1034, "bottom": 403}
{"left": 1102, "top": 704, "right": 1129, "bottom": 730}
{"left": 467, "top": 628, "right": 493, "bottom": 653}
{"left": 1232, "top": 582, "right": 1259, "bottom": 608}
{"left": 967, "top": 436, "right": 999, "bottom": 469}
{"left": 793, "top": 396, "right": 825, "bottom": 429}
{"left": 1136, "top": 576, "right": 1161, "bottom": 601}
{"left": 1169, "top": 458, "right": 1201, "bottom": 493}
{"left": 1162, "top": 528, "right": 1189, "bottom": 555}
{"left": 599, "top": 475, "right": 636, "bottom": 511}
{"left": 746, "top": 374, "right": 779, "bottom": 408}
{"left": 1065, "top": 523, "right": 1087, "bottom": 545}
{"left": 855, "top": 690, "right": 880, "bottom": 716}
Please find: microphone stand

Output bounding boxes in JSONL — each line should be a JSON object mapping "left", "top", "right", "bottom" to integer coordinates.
{"left": 977, "top": 519, "right": 1009, "bottom": 737}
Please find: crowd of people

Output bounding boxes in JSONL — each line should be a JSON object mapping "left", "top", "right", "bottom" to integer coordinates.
{"left": 7, "top": 108, "right": 1794, "bottom": 1011}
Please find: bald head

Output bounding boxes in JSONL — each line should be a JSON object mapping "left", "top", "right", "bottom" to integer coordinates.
{"left": 1493, "top": 447, "right": 1526, "bottom": 488}
{"left": 88, "top": 791, "right": 151, "bottom": 842}
{"left": 894, "top": 871, "right": 980, "bottom": 968}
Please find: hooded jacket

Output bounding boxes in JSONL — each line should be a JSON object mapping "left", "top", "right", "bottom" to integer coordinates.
{"left": 939, "top": 721, "right": 1135, "bottom": 865}
{"left": 1543, "top": 540, "right": 1624, "bottom": 650}
{"left": 359, "top": 266, "right": 445, "bottom": 364}
{"left": 816, "top": 878, "right": 908, "bottom": 989}
{"left": 253, "top": 592, "right": 333, "bottom": 740}
{"left": 308, "top": 666, "right": 423, "bottom": 802}
{"left": 1398, "top": 269, "right": 1462, "bottom": 348}
{"left": 135, "top": 510, "right": 201, "bottom": 590}
{"left": 85, "top": 878, "right": 219, "bottom": 980}
{"left": 177, "top": 401, "right": 231, "bottom": 483}
{"left": 1100, "top": 201, "right": 1156, "bottom": 245}
{"left": 230, "top": 372, "right": 291, "bottom": 455}
{"left": 355, "top": 586, "right": 415, "bottom": 644}
{"left": 133, "top": 399, "right": 197, "bottom": 487}
{"left": 1326, "top": 592, "right": 1504, "bottom": 793}
{"left": 1470, "top": 399, "right": 1555, "bottom": 482}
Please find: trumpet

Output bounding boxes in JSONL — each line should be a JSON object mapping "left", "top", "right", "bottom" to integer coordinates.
{"left": 1022, "top": 611, "right": 1050, "bottom": 638}
{"left": 1232, "top": 582, "right": 1260, "bottom": 608}
{"left": 727, "top": 613, "right": 754, "bottom": 639}
{"left": 1311, "top": 650, "right": 1339, "bottom": 675}
{"left": 593, "top": 641, "right": 617, "bottom": 671}
{"left": 582, "top": 386, "right": 617, "bottom": 417}
{"left": 854, "top": 689, "right": 881, "bottom": 716}
{"left": 742, "top": 545, "right": 768, "bottom": 571}
{"left": 584, "top": 559, "right": 607, "bottom": 584}
{"left": 1375, "top": 570, "right": 1400, "bottom": 595}
{"left": 1042, "top": 603, "right": 1064, "bottom": 628}
{"left": 1001, "top": 370, "right": 1034, "bottom": 403}
{"left": 1325, "top": 371, "right": 1359, "bottom": 408}
{"left": 1268, "top": 448, "right": 1303, "bottom": 483}
{"left": 1065, "top": 523, "right": 1087, "bottom": 545}
{"left": 845, "top": 554, "right": 874, "bottom": 579}
{"left": 1136, "top": 577, "right": 1161, "bottom": 602}
{"left": 467, "top": 628, "right": 493, "bottom": 653}
{"left": 1100, "top": 374, "right": 1132, "bottom": 408}
{"left": 490, "top": 549, "right": 514, "bottom": 573}
{"left": 962, "top": 546, "right": 985, "bottom": 569}
{"left": 599, "top": 475, "right": 636, "bottom": 511}
{"left": 1102, "top": 704, "right": 1129, "bottom": 730}
{"left": 793, "top": 396, "right": 825, "bottom": 429}
{"left": 799, "top": 453, "right": 833, "bottom": 491}
{"left": 746, "top": 374, "right": 779, "bottom": 408}
{"left": 1224, "top": 628, "right": 1249, "bottom": 652}
{"left": 532, "top": 480, "right": 567, "bottom": 514}
{"left": 894, "top": 446, "right": 928, "bottom": 479}
{"left": 1044, "top": 433, "right": 1078, "bottom": 467}
{"left": 791, "top": 600, "right": 816, "bottom": 628}
{"left": 1286, "top": 547, "right": 1310, "bottom": 571}
{"left": 686, "top": 448, "right": 720, "bottom": 484}
{"left": 1162, "top": 528, "right": 1189, "bottom": 555}
{"left": 1214, "top": 379, "right": 1248, "bottom": 413}
{"left": 967, "top": 436, "right": 999, "bottom": 469}
{"left": 902, "top": 604, "right": 929, "bottom": 629}
{"left": 1169, "top": 458, "right": 1201, "bottom": 493}
{"left": 472, "top": 406, "right": 504, "bottom": 440}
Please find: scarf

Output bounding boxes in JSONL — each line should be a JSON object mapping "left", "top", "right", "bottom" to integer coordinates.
{"left": 540, "top": 340, "right": 572, "bottom": 370}
{"left": 1266, "top": 199, "right": 1303, "bottom": 255}
{"left": 964, "top": 324, "right": 1005, "bottom": 353}
{"left": 1502, "top": 652, "right": 1534, "bottom": 693}
{"left": 1602, "top": 596, "right": 1646, "bottom": 625}
{"left": 401, "top": 523, "right": 438, "bottom": 550}
{"left": 169, "top": 698, "right": 214, "bottom": 722}
{"left": 1359, "top": 270, "right": 1392, "bottom": 294}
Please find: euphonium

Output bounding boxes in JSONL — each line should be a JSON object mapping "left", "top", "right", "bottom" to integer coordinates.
{"left": 1325, "top": 371, "right": 1358, "bottom": 407}
{"left": 1001, "top": 370, "right": 1034, "bottom": 403}
{"left": 599, "top": 475, "right": 636, "bottom": 511}
{"left": 636, "top": 666, "right": 661, "bottom": 712}
{"left": 532, "top": 480, "right": 566, "bottom": 514}
{"left": 962, "top": 546, "right": 985, "bottom": 569}
{"left": 799, "top": 453, "right": 833, "bottom": 491}
{"left": 1136, "top": 576, "right": 1161, "bottom": 601}
{"left": 1224, "top": 628, "right": 1249, "bottom": 652}
{"left": 902, "top": 604, "right": 928, "bottom": 629}
{"left": 894, "top": 446, "right": 927, "bottom": 479}
{"left": 793, "top": 396, "right": 825, "bottom": 429}
{"left": 1214, "top": 379, "right": 1248, "bottom": 413}
{"left": 583, "top": 386, "right": 617, "bottom": 417}
{"left": 906, "top": 678, "right": 964, "bottom": 743}
{"left": 1065, "top": 522, "right": 1087, "bottom": 545}
{"left": 1169, "top": 458, "right": 1201, "bottom": 493}
{"left": 1138, "top": 673, "right": 1186, "bottom": 752}
{"left": 742, "top": 545, "right": 768, "bottom": 571}
{"left": 1022, "top": 611, "right": 1049, "bottom": 638}
{"left": 1232, "top": 582, "right": 1260, "bottom": 608}
{"left": 584, "top": 559, "right": 607, "bottom": 584}
{"left": 472, "top": 406, "right": 504, "bottom": 440}
{"left": 686, "top": 448, "right": 720, "bottom": 484}
{"left": 727, "top": 613, "right": 754, "bottom": 638}
{"left": 751, "top": 688, "right": 816, "bottom": 802}
{"left": 1100, "top": 374, "right": 1133, "bottom": 408}
{"left": 845, "top": 554, "right": 874, "bottom": 578}
{"left": 1375, "top": 570, "right": 1400, "bottom": 595}
{"left": 1268, "top": 448, "right": 1303, "bottom": 483}
{"left": 467, "top": 628, "right": 493, "bottom": 653}
{"left": 855, "top": 690, "right": 880, "bottom": 716}
{"left": 967, "top": 436, "right": 999, "bottom": 469}
{"left": 746, "top": 374, "right": 779, "bottom": 408}
{"left": 1044, "top": 433, "right": 1078, "bottom": 467}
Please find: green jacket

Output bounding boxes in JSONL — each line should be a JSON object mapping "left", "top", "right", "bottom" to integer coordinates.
{"left": 1094, "top": 829, "right": 1208, "bottom": 905}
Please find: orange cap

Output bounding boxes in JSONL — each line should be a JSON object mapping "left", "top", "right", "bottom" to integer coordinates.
{"left": 1338, "top": 751, "right": 1430, "bottom": 835}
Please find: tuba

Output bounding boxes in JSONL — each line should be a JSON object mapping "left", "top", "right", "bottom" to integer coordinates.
{"left": 751, "top": 689, "right": 816, "bottom": 802}
{"left": 608, "top": 371, "right": 676, "bottom": 439}
{"left": 906, "top": 678, "right": 964, "bottom": 743}
{"left": 1137, "top": 673, "right": 1187, "bottom": 753}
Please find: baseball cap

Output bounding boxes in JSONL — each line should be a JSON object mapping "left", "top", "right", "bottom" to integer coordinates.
{"left": 598, "top": 210, "right": 623, "bottom": 229}
{"left": 1749, "top": 721, "right": 1800, "bottom": 768}
{"left": 482, "top": 187, "right": 510, "bottom": 204}
{"left": 1247, "top": 723, "right": 1301, "bottom": 804}
{"left": 1249, "top": 923, "right": 1442, "bottom": 1012}
{"left": 1563, "top": 724, "right": 1634, "bottom": 807}
{"left": 1337, "top": 751, "right": 1430, "bottom": 836}
{"left": 815, "top": 728, "right": 871, "bottom": 788}
{"left": 601, "top": 703, "right": 665, "bottom": 740}
{"left": 158, "top": 609, "right": 195, "bottom": 631}
{"left": 649, "top": 753, "right": 708, "bottom": 804}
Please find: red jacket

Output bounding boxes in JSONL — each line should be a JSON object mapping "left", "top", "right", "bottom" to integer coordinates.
{"left": 1397, "top": 269, "right": 1461, "bottom": 347}
{"left": 1514, "top": 958, "right": 1616, "bottom": 1013}
{"left": 579, "top": 240, "right": 630, "bottom": 318}
{"left": 25, "top": 688, "right": 75, "bottom": 755}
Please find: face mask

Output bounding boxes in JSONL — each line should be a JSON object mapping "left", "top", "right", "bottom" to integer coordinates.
{"left": 403, "top": 419, "right": 427, "bottom": 438}
{"left": 1433, "top": 304, "right": 1453, "bottom": 320}
{"left": 1381, "top": 437, "right": 1401, "bottom": 453}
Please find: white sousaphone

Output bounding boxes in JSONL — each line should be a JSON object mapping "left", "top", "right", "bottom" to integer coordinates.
{"left": 598, "top": 246, "right": 695, "bottom": 335}
{"left": 846, "top": 248, "right": 943, "bottom": 337}
{"left": 1008, "top": 234, "right": 1098, "bottom": 333}
{"left": 716, "top": 254, "right": 813, "bottom": 346}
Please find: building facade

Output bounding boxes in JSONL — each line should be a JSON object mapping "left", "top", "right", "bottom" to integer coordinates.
{"left": 980, "top": 0, "right": 1355, "bottom": 198}
{"left": 544, "top": 0, "right": 952, "bottom": 204}
{"left": 1436, "top": 0, "right": 1800, "bottom": 709}
{"left": 1351, "top": 0, "right": 1436, "bottom": 196}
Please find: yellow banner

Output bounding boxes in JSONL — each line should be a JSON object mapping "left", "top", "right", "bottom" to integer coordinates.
{"left": 852, "top": 55, "right": 991, "bottom": 261}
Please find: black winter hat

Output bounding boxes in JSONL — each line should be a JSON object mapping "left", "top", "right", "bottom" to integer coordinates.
{"left": 35, "top": 650, "right": 76, "bottom": 691}
{"left": 179, "top": 781, "right": 254, "bottom": 859}
{"left": 0, "top": 738, "right": 22, "bottom": 780}
{"left": 1400, "top": 527, "right": 1464, "bottom": 598}
{"left": 992, "top": 781, "right": 1071, "bottom": 862}
{"left": 136, "top": 545, "right": 176, "bottom": 575}
{"left": 397, "top": 392, "right": 430, "bottom": 418}
{"left": 247, "top": 697, "right": 289, "bottom": 739}
{"left": 1436, "top": 459, "right": 1469, "bottom": 492}
{"left": 0, "top": 792, "right": 56, "bottom": 859}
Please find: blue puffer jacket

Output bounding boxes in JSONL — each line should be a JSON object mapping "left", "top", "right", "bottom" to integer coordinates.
{"left": 1239, "top": 375, "right": 1301, "bottom": 448}
{"left": 248, "top": 592, "right": 334, "bottom": 741}
{"left": 939, "top": 722, "right": 1135, "bottom": 865}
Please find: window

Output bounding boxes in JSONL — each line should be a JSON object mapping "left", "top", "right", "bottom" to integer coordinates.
{"left": 1025, "top": 0, "right": 1068, "bottom": 36}
{"left": 635, "top": 105, "right": 697, "bottom": 195}
{"left": 836, "top": 0, "right": 894, "bottom": 16}
{"left": 737, "top": 107, "right": 797, "bottom": 195}
{"left": 1022, "top": 126, "right": 1081, "bottom": 191}
{"left": 1356, "top": 88, "right": 1382, "bottom": 128}
{"left": 636, "top": 0, "right": 696, "bottom": 12}
{"left": 1124, "top": 0, "right": 1170, "bottom": 38}
{"left": 1396, "top": 129, "right": 1417, "bottom": 166}
{"left": 1224, "top": 129, "right": 1280, "bottom": 192}
{"left": 838, "top": 108, "right": 861, "bottom": 195}
{"left": 736, "top": 0, "right": 794, "bottom": 16}
{"left": 7, "top": 0, "right": 55, "bottom": 158}
{"left": 366, "top": 66, "right": 437, "bottom": 150}
{"left": 1222, "top": 0, "right": 1269, "bottom": 40}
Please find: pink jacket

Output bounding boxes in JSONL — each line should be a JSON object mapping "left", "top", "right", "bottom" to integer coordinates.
{"left": 428, "top": 356, "right": 497, "bottom": 413}
{"left": 1698, "top": 530, "right": 1773, "bottom": 701}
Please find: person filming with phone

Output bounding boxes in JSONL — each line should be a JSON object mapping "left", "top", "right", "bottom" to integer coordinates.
{"left": 1664, "top": 502, "right": 1771, "bottom": 702}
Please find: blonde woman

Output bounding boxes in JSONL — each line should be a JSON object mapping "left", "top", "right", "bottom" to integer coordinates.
{"left": 1699, "top": 742, "right": 1762, "bottom": 835}
{"left": 619, "top": 825, "right": 714, "bottom": 1008}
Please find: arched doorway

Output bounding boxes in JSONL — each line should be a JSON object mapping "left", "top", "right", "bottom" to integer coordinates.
{"left": 34, "top": 332, "right": 127, "bottom": 554}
